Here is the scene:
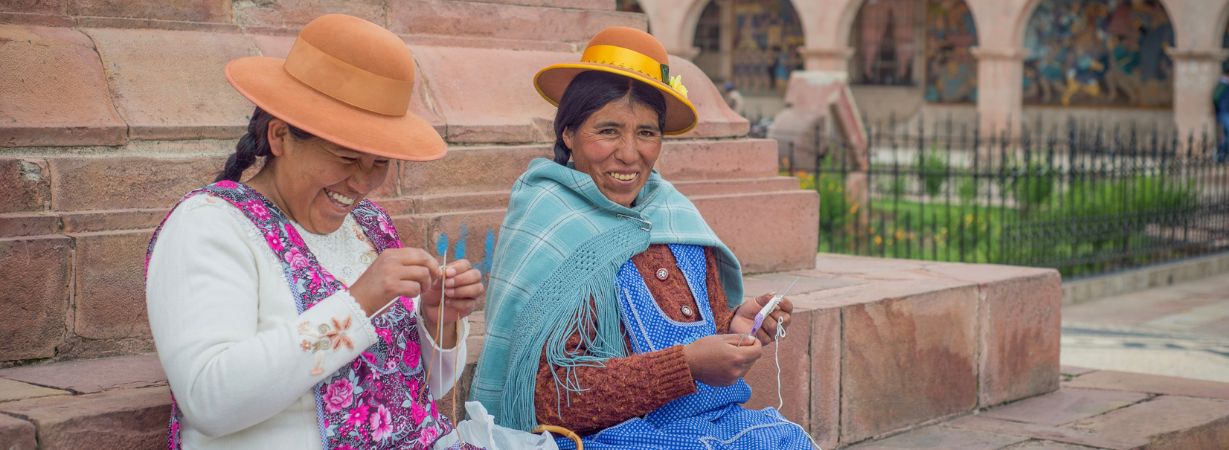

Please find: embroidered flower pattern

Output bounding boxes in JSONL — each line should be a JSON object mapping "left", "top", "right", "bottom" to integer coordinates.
{"left": 298, "top": 315, "right": 356, "bottom": 375}
{"left": 146, "top": 182, "right": 453, "bottom": 450}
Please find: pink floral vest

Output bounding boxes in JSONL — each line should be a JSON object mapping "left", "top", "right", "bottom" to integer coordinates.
{"left": 146, "top": 181, "right": 453, "bottom": 449}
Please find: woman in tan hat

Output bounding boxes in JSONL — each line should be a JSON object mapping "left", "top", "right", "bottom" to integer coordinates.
{"left": 145, "top": 14, "right": 484, "bottom": 450}
{"left": 472, "top": 27, "right": 818, "bottom": 449}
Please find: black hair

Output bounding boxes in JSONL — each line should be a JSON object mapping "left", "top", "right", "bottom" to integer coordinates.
{"left": 552, "top": 71, "right": 668, "bottom": 165}
{"left": 215, "top": 107, "right": 315, "bottom": 182}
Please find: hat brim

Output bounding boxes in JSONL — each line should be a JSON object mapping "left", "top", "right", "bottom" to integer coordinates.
{"left": 225, "top": 56, "right": 446, "bottom": 161}
{"left": 534, "top": 62, "right": 698, "bottom": 135}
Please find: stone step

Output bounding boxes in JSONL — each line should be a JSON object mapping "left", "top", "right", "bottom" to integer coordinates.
{"left": 1, "top": 20, "right": 744, "bottom": 148}
{"left": 0, "top": 355, "right": 169, "bottom": 450}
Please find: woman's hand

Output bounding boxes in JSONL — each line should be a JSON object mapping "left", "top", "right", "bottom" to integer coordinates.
{"left": 349, "top": 248, "right": 440, "bottom": 316}
{"left": 728, "top": 293, "right": 793, "bottom": 346}
{"left": 419, "top": 258, "right": 483, "bottom": 330}
{"left": 682, "top": 334, "right": 762, "bottom": 386}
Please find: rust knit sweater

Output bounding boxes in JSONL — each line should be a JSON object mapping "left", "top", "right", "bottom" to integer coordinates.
{"left": 534, "top": 245, "right": 735, "bottom": 435}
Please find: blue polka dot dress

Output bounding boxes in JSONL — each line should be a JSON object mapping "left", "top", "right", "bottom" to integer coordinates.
{"left": 555, "top": 244, "right": 818, "bottom": 450}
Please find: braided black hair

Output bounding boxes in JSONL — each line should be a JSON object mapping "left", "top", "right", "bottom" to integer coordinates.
{"left": 215, "top": 107, "right": 315, "bottom": 182}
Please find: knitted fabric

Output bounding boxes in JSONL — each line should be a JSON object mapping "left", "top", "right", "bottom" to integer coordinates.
{"left": 470, "top": 159, "right": 743, "bottom": 431}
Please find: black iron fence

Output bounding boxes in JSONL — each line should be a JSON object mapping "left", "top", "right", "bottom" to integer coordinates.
{"left": 785, "top": 118, "right": 1229, "bottom": 279}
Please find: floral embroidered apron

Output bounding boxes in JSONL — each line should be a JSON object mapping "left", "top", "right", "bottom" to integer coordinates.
{"left": 556, "top": 244, "right": 815, "bottom": 450}
{"left": 146, "top": 181, "right": 453, "bottom": 449}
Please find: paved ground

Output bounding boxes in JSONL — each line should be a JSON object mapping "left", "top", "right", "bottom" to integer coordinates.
{"left": 1062, "top": 275, "right": 1229, "bottom": 383}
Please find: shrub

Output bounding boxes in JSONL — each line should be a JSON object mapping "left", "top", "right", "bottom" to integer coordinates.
{"left": 918, "top": 152, "right": 950, "bottom": 197}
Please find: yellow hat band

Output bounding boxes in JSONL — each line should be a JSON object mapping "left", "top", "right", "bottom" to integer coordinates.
{"left": 581, "top": 44, "right": 669, "bottom": 84}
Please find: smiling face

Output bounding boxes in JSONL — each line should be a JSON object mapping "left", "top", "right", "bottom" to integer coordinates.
{"left": 563, "top": 96, "right": 663, "bottom": 207}
{"left": 254, "top": 119, "right": 392, "bottom": 234}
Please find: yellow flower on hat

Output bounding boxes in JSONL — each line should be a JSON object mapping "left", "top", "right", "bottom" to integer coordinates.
{"left": 669, "top": 75, "right": 688, "bottom": 99}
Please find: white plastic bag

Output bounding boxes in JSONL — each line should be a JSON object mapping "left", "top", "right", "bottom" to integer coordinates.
{"left": 433, "top": 401, "right": 560, "bottom": 450}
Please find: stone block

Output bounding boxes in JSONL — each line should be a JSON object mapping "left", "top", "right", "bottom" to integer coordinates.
{"left": 0, "top": 11, "right": 76, "bottom": 27}
{"left": 394, "top": 209, "right": 505, "bottom": 307}
{"left": 399, "top": 145, "right": 551, "bottom": 196}
{"left": 67, "top": 0, "right": 231, "bottom": 22}
{"left": 1066, "top": 395, "right": 1229, "bottom": 449}
{"left": 0, "top": 236, "right": 71, "bottom": 362}
{"left": 978, "top": 271, "right": 1062, "bottom": 407}
{"left": 84, "top": 27, "right": 256, "bottom": 140}
{"left": 808, "top": 308, "right": 839, "bottom": 449}
{"left": 790, "top": 277, "right": 971, "bottom": 312}
{"left": 672, "top": 178, "right": 803, "bottom": 197}
{"left": 60, "top": 209, "right": 167, "bottom": 234}
{"left": 691, "top": 190, "right": 818, "bottom": 274}
{"left": 233, "top": 0, "right": 385, "bottom": 31}
{"left": 401, "top": 192, "right": 511, "bottom": 216}
{"left": 72, "top": 231, "right": 151, "bottom": 340}
{"left": 741, "top": 272, "right": 860, "bottom": 302}
{"left": 655, "top": 139, "right": 778, "bottom": 181}
{"left": 410, "top": 45, "right": 561, "bottom": 144}
{"left": 462, "top": 0, "right": 613, "bottom": 8}
{"left": 0, "top": 159, "right": 49, "bottom": 213}
{"left": 743, "top": 307, "right": 811, "bottom": 430}
{"left": 0, "top": 1, "right": 66, "bottom": 15}
{"left": 387, "top": 0, "right": 643, "bottom": 44}
{"left": 946, "top": 415, "right": 1139, "bottom": 449}
{"left": 0, "top": 386, "right": 170, "bottom": 450}
{"left": 840, "top": 286, "right": 979, "bottom": 443}
{"left": 0, "top": 379, "right": 70, "bottom": 403}
{"left": 0, "top": 213, "right": 61, "bottom": 238}
{"left": 1063, "top": 370, "right": 1229, "bottom": 400}
{"left": 0, "top": 25, "right": 126, "bottom": 147}
{"left": 48, "top": 156, "right": 224, "bottom": 211}
{"left": 844, "top": 424, "right": 1026, "bottom": 450}
{"left": 0, "top": 413, "right": 35, "bottom": 450}
{"left": 669, "top": 56, "right": 750, "bottom": 139}
{"left": 980, "top": 388, "right": 1147, "bottom": 427}
{"left": 0, "top": 355, "right": 165, "bottom": 395}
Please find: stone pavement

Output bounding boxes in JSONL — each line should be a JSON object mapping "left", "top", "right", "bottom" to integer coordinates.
{"left": 847, "top": 366, "right": 1229, "bottom": 449}
{"left": 1062, "top": 275, "right": 1229, "bottom": 383}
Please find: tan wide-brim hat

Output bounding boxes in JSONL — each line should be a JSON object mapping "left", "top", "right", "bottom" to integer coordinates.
{"left": 225, "top": 14, "right": 445, "bottom": 161}
{"left": 534, "top": 26, "right": 698, "bottom": 135}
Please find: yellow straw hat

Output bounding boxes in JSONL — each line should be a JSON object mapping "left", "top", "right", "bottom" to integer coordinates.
{"left": 533, "top": 26, "right": 698, "bottom": 135}
{"left": 224, "top": 14, "right": 445, "bottom": 161}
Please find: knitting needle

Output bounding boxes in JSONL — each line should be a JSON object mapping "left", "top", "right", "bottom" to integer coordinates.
{"left": 746, "top": 276, "right": 800, "bottom": 343}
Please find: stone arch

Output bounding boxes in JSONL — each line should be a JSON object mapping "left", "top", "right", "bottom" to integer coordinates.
{"left": 833, "top": 0, "right": 866, "bottom": 49}
{"left": 1018, "top": 0, "right": 1176, "bottom": 108}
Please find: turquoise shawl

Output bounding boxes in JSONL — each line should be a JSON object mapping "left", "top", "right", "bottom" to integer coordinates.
{"left": 470, "top": 158, "right": 744, "bottom": 431}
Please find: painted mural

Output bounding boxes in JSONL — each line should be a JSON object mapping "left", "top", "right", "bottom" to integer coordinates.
{"left": 852, "top": 0, "right": 917, "bottom": 86}
{"left": 692, "top": 0, "right": 804, "bottom": 94}
{"left": 923, "top": 0, "right": 977, "bottom": 103}
{"left": 1022, "top": 0, "right": 1174, "bottom": 107}
{"left": 615, "top": 0, "right": 643, "bottom": 13}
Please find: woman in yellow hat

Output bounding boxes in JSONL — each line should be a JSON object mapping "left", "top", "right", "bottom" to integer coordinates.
{"left": 472, "top": 27, "right": 817, "bottom": 449}
{"left": 144, "top": 14, "right": 484, "bottom": 449}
